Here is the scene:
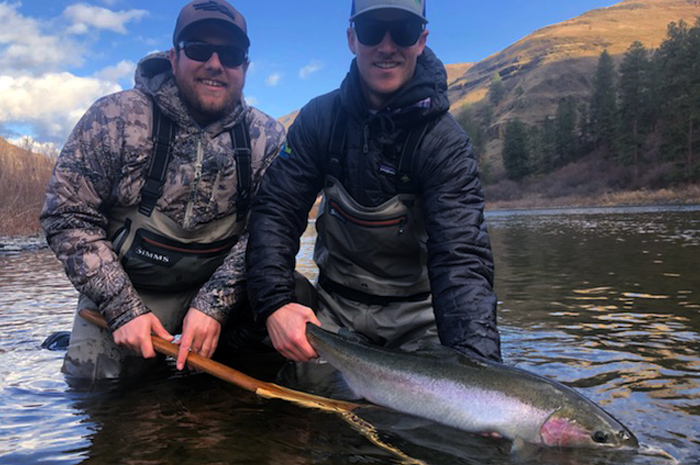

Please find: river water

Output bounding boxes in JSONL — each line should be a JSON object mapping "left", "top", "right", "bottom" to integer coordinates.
{"left": 1, "top": 206, "right": 698, "bottom": 465}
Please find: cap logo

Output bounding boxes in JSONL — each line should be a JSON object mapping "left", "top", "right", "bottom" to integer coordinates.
{"left": 193, "top": 1, "right": 236, "bottom": 21}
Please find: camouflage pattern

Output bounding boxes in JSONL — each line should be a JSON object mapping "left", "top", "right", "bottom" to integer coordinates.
{"left": 40, "top": 51, "right": 285, "bottom": 331}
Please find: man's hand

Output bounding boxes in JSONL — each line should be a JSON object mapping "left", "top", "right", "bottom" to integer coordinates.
{"left": 175, "top": 308, "right": 221, "bottom": 370}
{"left": 113, "top": 313, "right": 173, "bottom": 358}
{"left": 266, "top": 303, "right": 321, "bottom": 362}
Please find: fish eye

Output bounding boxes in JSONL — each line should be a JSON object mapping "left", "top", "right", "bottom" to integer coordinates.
{"left": 592, "top": 431, "right": 610, "bottom": 443}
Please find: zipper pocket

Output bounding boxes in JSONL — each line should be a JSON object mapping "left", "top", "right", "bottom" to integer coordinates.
{"left": 328, "top": 200, "right": 407, "bottom": 231}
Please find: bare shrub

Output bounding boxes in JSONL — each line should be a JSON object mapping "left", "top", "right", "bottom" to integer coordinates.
{"left": 0, "top": 139, "right": 54, "bottom": 236}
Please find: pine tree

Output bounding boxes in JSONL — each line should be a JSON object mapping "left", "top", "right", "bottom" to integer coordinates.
{"left": 577, "top": 102, "right": 594, "bottom": 154}
{"left": 502, "top": 120, "right": 531, "bottom": 180}
{"left": 555, "top": 97, "right": 578, "bottom": 165}
{"left": 456, "top": 105, "right": 486, "bottom": 159}
{"left": 590, "top": 50, "right": 619, "bottom": 155}
{"left": 542, "top": 117, "right": 558, "bottom": 172}
{"left": 654, "top": 20, "right": 700, "bottom": 179}
{"left": 489, "top": 72, "right": 505, "bottom": 107}
{"left": 618, "top": 41, "right": 651, "bottom": 181}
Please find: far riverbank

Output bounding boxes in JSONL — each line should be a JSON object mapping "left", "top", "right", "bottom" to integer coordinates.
{"left": 485, "top": 185, "right": 700, "bottom": 211}
{"left": 3, "top": 186, "right": 699, "bottom": 252}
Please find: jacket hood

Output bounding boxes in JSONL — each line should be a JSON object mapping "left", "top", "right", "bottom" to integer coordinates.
{"left": 339, "top": 46, "right": 450, "bottom": 126}
{"left": 134, "top": 51, "right": 246, "bottom": 132}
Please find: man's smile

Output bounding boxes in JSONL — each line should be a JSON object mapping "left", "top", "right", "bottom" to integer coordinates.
{"left": 198, "top": 78, "right": 227, "bottom": 88}
{"left": 375, "top": 61, "right": 401, "bottom": 69}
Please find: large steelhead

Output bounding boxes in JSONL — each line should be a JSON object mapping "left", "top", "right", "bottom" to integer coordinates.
{"left": 306, "top": 324, "right": 638, "bottom": 449}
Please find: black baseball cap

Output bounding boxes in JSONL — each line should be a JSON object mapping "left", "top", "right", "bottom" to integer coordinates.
{"left": 350, "top": 0, "right": 427, "bottom": 23}
{"left": 173, "top": 0, "right": 250, "bottom": 48}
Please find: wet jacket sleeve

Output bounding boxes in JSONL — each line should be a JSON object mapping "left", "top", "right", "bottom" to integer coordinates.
{"left": 40, "top": 96, "right": 148, "bottom": 331}
{"left": 190, "top": 114, "right": 286, "bottom": 323}
{"left": 419, "top": 116, "right": 502, "bottom": 362}
{"left": 246, "top": 99, "right": 327, "bottom": 322}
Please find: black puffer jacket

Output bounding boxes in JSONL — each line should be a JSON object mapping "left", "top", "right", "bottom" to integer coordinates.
{"left": 247, "top": 47, "right": 501, "bottom": 361}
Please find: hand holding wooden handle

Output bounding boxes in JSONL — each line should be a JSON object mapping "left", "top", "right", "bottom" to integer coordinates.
{"left": 78, "top": 308, "right": 361, "bottom": 412}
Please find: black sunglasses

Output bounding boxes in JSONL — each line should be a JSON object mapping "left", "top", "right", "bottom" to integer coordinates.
{"left": 353, "top": 18, "right": 425, "bottom": 47}
{"left": 177, "top": 41, "right": 247, "bottom": 68}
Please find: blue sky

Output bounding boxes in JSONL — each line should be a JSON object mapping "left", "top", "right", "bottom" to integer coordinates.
{"left": 0, "top": 0, "right": 619, "bottom": 152}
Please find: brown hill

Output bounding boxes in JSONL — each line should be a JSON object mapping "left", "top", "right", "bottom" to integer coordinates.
{"left": 445, "top": 63, "right": 475, "bottom": 87}
{"left": 278, "top": 110, "right": 299, "bottom": 131}
{"left": 0, "top": 137, "right": 54, "bottom": 236}
{"left": 448, "top": 0, "right": 700, "bottom": 124}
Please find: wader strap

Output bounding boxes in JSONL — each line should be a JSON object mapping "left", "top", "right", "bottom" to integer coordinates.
{"left": 395, "top": 120, "right": 431, "bottom": 194}
{"left": 139, "top": 102, "right": 176, "bottom": 217}
{"left": 231, "top": 121, "right": 252, "bottom": 221}
{"left": 327, "top": 98, "right": 349, "bottom": 183}
{"left": 319, "top": 274, "right": 430, "bottom": 306}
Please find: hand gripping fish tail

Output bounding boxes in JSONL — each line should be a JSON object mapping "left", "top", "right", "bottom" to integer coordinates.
{"left": 305, "top": 323, "right": 638, "bottom": 450}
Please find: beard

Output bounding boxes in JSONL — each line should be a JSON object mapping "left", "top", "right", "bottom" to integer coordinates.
{"left": 174, "top": 72, "right": 240, "bottom": 125}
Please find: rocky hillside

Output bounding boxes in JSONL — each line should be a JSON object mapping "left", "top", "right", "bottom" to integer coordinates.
{"left": 448, "top": 0, "right": 700, "bottom": 125}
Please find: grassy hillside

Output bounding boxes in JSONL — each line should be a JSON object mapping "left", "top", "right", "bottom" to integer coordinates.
{"left": 448, "top": 0, "right": 700, "bottom": 122}
{"left": 0, "top": 138, "right": 54, "bottom": 236}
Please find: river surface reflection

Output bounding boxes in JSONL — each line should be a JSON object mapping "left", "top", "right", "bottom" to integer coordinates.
{"left": 0, "top": 206, "right": 698, "bottom": 464}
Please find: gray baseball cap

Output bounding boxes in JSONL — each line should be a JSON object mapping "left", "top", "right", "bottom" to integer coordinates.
{"left": 173, "top": 0, "right": 249, "bottom": 48}
{"left": 350, "top": 0, "right": 427, "bottom": 23}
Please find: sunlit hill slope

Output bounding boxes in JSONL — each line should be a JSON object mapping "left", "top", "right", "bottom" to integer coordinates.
{"left": 447, "top": 0, "right": 700, "bottom": 125}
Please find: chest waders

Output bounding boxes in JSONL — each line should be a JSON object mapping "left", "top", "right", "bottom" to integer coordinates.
{"left": 315, "top": 104, "right": 432, "bottom": 300}
{"left": 312, "top": 104, "right": 440, "bottom": 349}
{"left": 62, "top": 102, "right": 253, "bottom": 381}
{"left": 282, "top": 105, "right": 441, "bottom": 396}
{"left": 107, "top": 102, "right": 252, "bottom": 292}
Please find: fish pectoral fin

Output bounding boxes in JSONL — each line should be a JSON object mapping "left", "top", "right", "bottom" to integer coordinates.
{"left": 510, "top": 436, "right": 540, "bottom": 460}
{"left": 329, "top": 370, "right": 364, "bottom": 401}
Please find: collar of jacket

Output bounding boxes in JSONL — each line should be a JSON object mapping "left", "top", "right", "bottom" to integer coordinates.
{"left": 134, "top": 51, "right": 247, "bottom": 137}
{"left": 339, "top": 46, "right": 450, "bottom": 129}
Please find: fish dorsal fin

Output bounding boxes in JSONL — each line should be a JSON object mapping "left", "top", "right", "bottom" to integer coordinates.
{"left": 337, "top": 327, "right": 374, "bottom": 344}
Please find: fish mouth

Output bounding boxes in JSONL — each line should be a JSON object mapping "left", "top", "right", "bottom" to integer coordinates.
{"left": 540, "top": 413, "right": 638, "bottom": 449}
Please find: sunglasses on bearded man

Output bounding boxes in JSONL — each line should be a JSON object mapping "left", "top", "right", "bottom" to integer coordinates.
{"left": 177, "top": 41, "right": 248, "bottom": 68}
{"left": 353, "top": 18, "right": 425, "bottom": 47}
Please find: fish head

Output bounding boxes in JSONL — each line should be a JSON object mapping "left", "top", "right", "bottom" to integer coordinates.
{"left": 539, "top": 407, "right": 638, "bottom": 449}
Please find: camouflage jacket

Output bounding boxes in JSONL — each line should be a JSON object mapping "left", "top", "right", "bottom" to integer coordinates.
{"left": 40, "top": 52, "right": 285, "bottom": 331}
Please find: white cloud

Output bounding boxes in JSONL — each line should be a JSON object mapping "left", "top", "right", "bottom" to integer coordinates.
{"left": 244, "top": 95, "right": 258, "bottom": 106}
{"left": 266, "top": 72, "right": 281, "bottom": 87}
{"left": 0, "top": 73, "right": 122, "bottom": 142}
{"left": 94, "top": 60, "right": 136, "bottom": 85}
{"left": 0, "top": 3, "right": 38, "bottom": 43}
{"left": 64, "top": 4, "right": 148, "bottom": 35}
{"left": 0, "top": 3, "right": 148, "bottom": 146}
{"left": 0, "top": 3, "right": 85, "bottom": 74}
{"left": 299, "top": 60, "right": 323, "bottom": 79}
{"left": 8, "top": 135, "right": 60, "bottom": 158}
